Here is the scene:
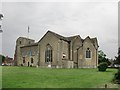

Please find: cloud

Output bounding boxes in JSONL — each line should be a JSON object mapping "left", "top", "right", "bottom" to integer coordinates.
{"left": 2, "top": 2, "right": 118, "bottom": 58}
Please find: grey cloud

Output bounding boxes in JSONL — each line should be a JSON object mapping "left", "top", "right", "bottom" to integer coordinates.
{"left": 1, "top": 2, "right": 118, "bottom": 58}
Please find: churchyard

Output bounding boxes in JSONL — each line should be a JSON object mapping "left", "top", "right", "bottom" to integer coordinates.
{"left": 2, "top": 66, "right": 118, "bottom": 88}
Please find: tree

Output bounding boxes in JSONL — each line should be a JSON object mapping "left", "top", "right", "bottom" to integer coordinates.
{"left": 114, "top": 47, "right": 120, "bottom": 64}
{"left": 2, "top": 55, "right": 5, "bottom": 63}
{"left": 98, "top": 50, "right": 111, "bottom": 65}
{"left": 113, "top": 47, "right": 120, "bottom": 83}
{"left": 117, "top": 47, "right": 120, "bottom": 64}
{"left": 0, "top": 55, "right": 5, "bottom": 65}
{"left": 113, "top": 68, "right": 120, "bottom": 84}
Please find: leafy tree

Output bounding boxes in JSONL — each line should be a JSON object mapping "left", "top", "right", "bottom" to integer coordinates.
{"left": 98, "top": 50, "right": 106, "bottom": 63}
{"left": 2, "top": 55, "right": 5, "bottom": 62}
{"left": 0, "top": 55, "right": 5, "bottom": 65}
{"left": 114, "top": 47, "right": 120, "bottom": 64}
{"left": 98, "top": 50, "right": 111, "bottom": 65}
{"left": 113, "top": 47, "right": 120, "bottom": 83}
{"left": 116, "top": 47, "right": 120, "bottom": 64}
{"left": 113, "top": 68, "right": 120, "bottom": 84}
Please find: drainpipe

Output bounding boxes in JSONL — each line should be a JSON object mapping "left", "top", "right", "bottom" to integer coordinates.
{"left": 77, "top": 48, "right": 79, "bottom": 68}
{"left": 68, "top": 41, "right": 71, "bottom": 60}
{"left": 71, "top": 37, "right": 77, "bottom": 68}
{"left": 76, "top": 46, "right": 83, "bottom": 69}
{"left": 38, "top": 44, "right": 40, "bottom": 66}
{"left": 96, "top": 47, "right": 99, "bottom": 68}
{"left": 72, "top": 37, "right": 78, "bottom": 61}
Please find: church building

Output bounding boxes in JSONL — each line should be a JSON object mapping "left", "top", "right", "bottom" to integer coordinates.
{"left": 14, "top": 31, "right": 99, "bottom": 68}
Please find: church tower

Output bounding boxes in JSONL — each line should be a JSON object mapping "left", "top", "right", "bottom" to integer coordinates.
{"left": 14, "top": 37, "right": 35, "bottom": 66}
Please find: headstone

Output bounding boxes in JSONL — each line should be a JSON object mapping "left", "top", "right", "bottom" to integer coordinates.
{"left": 48, "top": 64, "right": 51, "bottom": 68}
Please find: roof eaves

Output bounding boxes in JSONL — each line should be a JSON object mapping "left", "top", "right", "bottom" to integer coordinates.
{"left": 20, "top": 43, "right": 38, "bottom": 48}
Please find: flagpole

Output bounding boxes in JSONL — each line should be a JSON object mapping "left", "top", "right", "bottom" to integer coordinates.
{"left": 27, "top": 26, "right": 29, "bottom": 39}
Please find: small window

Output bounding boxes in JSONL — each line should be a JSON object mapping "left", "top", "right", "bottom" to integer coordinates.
{"left": 31, "top": 58, "right": 33, "bottom": 63}
{"left": 45, "top": 44, "right": 52, "bottom": 63}
{"left": 29, "top": 51, "right": 32, "bottom": 56}
{"left": 86, "top": 48, "right": 91, "bottom": 58}
{"left": 62, "top": 53, "right": 66, "bottom": 59}
{"left": 29, "top": 41, "right": 31, "bottom": 44}
{"left": 23, "top": 57, "right": 25, "bottom": 63}
{"left": 20, "top": 41, "right": 22, "bottom": 44}
{"left": 22, "top": 52, "right": 26, "bottom": 57}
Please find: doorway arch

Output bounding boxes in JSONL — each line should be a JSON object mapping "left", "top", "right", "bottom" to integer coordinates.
{"left": 28, "top": 62, "right": 29, "bottom": 67}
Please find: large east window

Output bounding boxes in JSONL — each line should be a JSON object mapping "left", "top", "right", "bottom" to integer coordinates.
{"left": 45, "top": 44, "right": 52, "bottom": 62}
{"left": 86, "top": 48, "right": 91, "bottom": 58}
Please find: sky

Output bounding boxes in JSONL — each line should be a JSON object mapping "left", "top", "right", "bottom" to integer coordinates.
{"left": 0, "top": 0, "right": 118, "bottom": 59}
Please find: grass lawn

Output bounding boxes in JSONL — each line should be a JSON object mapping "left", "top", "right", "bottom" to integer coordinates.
{"left": 2, "top": 66, "right": 118, "bottom": 88}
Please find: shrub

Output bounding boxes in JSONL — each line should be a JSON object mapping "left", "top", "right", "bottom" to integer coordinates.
{"left": 113, "top": 68, "right": 120, "bottom": 84}
{"left": 98, "top": 62, "right": 108, "bottom": 71}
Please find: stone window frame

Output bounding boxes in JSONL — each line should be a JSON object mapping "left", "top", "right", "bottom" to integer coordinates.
{"left": 19, "top": 41, "right": 22, "bottom": 44}
{"left": 86, "top": 48, "right": 91, "bottom": 58}
{"left": 45, "top": 44, "right": 53, "bottom": 63}
{"left": 28, "top": 41, "right": 31, "bottom": 44}
{"left": 23, "top": 57, "right": 25, "bottom": 63}
{"left": 31, "top": 58, "right": 33, "bottom": 63}
{"left": 62, "top": 53, "right": 66, "bottom": 59}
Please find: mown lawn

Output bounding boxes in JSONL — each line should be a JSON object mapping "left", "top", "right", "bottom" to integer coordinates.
{"left": 2, "top": 66, "right": 118, "bottom": 88}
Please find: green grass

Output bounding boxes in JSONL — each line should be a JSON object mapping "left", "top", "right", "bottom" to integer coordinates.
{"left": 2, "top": 66, "right": 118, "bottom": 88}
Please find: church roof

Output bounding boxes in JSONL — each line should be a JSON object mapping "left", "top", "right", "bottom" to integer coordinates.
{"left": 48, "top": 31, "right": 70, "bottom": 42}
{"left": 46, "top": 31, "right": 80, "bottom": 42}
{"left": 38, "top": 31, "right": 98, "bottom": 47}
{"left": 91, "top": 37, "right": 99, "bottom": 47}
{"left": 67, "top": 35, "right": 80, "bottom": 41}
{"left": 17, "top": 37, "right": 35, "bottom": 41}
{"left": 83, "top": 36, "right": 99, "bottom": 48}
{"left": 20, "top": 43, "right": 38, "bottom": 48}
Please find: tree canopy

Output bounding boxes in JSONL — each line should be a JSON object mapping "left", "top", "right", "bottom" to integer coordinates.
{"left": 0, "top": 55, "right": 5, "bottom": 63}
{"left": 114, "top": 47, "right": 120, "bottom": 64}
{"left": 98, "top": 50, "right": 111, "bottom": 65}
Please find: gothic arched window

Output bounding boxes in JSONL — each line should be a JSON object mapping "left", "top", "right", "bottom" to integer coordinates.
{"left": 45, "top": 44, "right": 52, "bottom": 63}
{"left": 31, "top": 58, "right": 33, "bottom": 63}
{"left": 23, "top": 57, "right": 25, "bottom": 63}
{"left": 86, "top": 48, "right": 91, "bottom": 58}
{"left": 19, "top": 41, "right": 22, "bottom": 44}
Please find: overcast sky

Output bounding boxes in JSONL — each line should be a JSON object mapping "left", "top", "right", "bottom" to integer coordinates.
{"left": 0, "top": 1, "right": 118, "bottom": 59}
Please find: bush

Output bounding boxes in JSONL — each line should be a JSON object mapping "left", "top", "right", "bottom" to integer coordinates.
{"left": 98, "top": 62, "right": 108, "bottom": 71}
{"left": 113, "top": 68, "right": 120, "bottom": 84}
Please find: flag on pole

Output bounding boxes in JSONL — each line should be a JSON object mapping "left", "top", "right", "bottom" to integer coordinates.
{"left": 0, "top": 14, "right": 3, "bottom": 20}
{"left": 0, "top": 30, "right": 3, "bottom": 33}
{"left": 27, "top": 26, "right": 30, "bottom": 38}
{"left": 0, "top": 25, "right": 3, "bottom": 33}
{"left": 28, "top": 26, "right": 30, "bottom": 33}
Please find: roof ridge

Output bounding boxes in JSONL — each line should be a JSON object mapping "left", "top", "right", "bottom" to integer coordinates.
{"left": 20, "top": 43, "right": 38, "bottom": 48}
{"left": 66, "top": 35, "right": 79, "bottom": 38}
{"left": 18, "top": 37, "right": 35, "bottom": 41}
{"left": 48, "top": 30, "right": 66, "bottom": 38}
{"left": 48, "top": 30, "right": 70, "bottom": 42}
